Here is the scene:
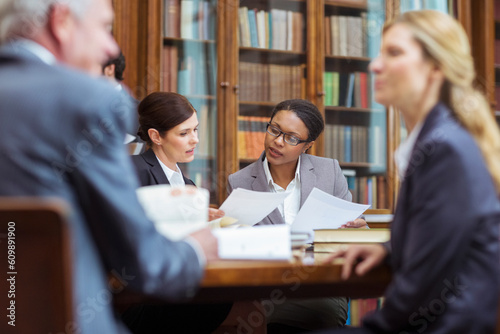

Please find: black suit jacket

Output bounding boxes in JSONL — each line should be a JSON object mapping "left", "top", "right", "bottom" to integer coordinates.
{"left": 131, "top": 149, "right": 195, "bottom": 186}
{"left": 334, "top": 103, "right": 500, "bottom": 334}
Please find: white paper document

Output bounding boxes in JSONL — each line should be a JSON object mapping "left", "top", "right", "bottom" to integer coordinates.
{"left": 219, "top": 188, "right": 289, "bottom": 226}
{"left": 212, "top": 225, "right": 291, "bottom": 260}
{"left": 291, "top": 187, "right": 370, "bottom": 239}
{"left": 136, "top": 185, "right": 209, "bottom": 240}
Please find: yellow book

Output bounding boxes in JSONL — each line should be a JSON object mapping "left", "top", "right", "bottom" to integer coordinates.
{"left": 313, "top": 228, "right": 390, "bottom": 244}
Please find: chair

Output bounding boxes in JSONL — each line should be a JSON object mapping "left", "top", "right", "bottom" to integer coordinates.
{"left": 0, "top": 198, "right": 73, "bottom": 333}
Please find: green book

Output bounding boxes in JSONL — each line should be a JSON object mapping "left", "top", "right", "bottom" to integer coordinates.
{"left": 332, "top": 71, "right": 339, "bottom": 106}
{"left": 323, "top": 72, "right": 333, "bottom": 106}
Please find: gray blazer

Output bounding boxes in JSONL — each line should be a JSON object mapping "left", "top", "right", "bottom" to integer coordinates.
{"left": 227, "top": 152, "right": 351, "bottom": 225}
{"left": 0, "top": 42, "right": 203, "bottom": 334}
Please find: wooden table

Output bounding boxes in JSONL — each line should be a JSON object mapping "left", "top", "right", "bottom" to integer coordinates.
{"left": 196, "top": 258, "right": 391, "bottom": 302}
{"left": 114, "top": 258, "right": 391, "bottom": 307}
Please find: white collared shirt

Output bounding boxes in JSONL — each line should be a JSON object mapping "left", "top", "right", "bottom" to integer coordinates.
{"left": 394, "top": 121, "right": 424, "bottom": 178}
{"left": 155, "top": 156, "right": 185, "bottom": 187}
{"left": 263, "top": 156, "right": 301, "bottom": 225}
{"left": 16, "top": 39, "right": 56, "bottom": 65}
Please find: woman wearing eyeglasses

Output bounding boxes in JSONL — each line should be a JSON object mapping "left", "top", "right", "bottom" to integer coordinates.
{"left": 227, "top": 98, "right": 367, "bottom": 332}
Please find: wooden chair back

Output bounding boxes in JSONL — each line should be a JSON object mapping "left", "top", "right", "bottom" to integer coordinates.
{"left": 0, "top": 198, "right": 73, "bottom": 333}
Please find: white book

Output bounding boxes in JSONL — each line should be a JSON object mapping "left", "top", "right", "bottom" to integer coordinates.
{"left": 286, "top": 10, "right": 293, "bottom": 51}
{"left": 180, "top": 0, "right": 194, "bottom": 39}
{"left": 213, "top": 225, "right": 291, "bottom": 260}
{"left": 338, "top": 16, "right": 348, "bottom": 56}
{"left": 256, "top": 10, "right": 267, "bottom": 48}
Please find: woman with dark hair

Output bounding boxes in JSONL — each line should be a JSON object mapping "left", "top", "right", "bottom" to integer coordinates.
{"left": 228, "top": 99, "right": 367, "bottom": 332}
{"left": 123, "top": 91, "right": 265, "bottom": 334}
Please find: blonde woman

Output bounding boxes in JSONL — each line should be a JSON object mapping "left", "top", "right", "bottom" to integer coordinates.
{"left": 323, "top": 10, "right": 500, "bottom": 334}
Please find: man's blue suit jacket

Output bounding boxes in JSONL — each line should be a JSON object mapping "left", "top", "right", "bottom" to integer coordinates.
{"left": 0, "top": 43, "right": 203, "bottom": 334}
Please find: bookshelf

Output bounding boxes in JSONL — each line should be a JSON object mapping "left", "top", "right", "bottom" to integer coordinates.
{"left": 236, "top": 0, "right": 308, "bottom": 167}
{"left": 318, "top": 0, "right": 389, "bottom": 209}
{"left": 112, "top": 0, "right": 487, "bottom": 207}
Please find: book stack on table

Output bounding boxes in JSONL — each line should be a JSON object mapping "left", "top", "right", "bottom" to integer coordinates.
{"left": 313, "top": 228, "right": 390, "bottom": 253}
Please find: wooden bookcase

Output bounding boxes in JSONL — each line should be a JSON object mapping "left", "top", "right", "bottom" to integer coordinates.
{"left": 112, "top": 0, "right": 485, "bottom": 208}
{"left": 493, "top": 0, "right": 500, "bottom": 125}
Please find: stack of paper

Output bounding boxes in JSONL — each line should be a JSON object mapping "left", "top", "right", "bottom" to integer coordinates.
{"left": 136, "top": 185, "right": 209, "bottom": 240}
{"left": 291, "top": 188, "right": 371, "bottom": 242}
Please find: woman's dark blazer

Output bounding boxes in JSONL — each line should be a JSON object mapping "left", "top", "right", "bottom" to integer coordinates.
{"left": 131, "top": 149, "right": 195, "bottom": 186}
{"left": 336, "top": 103, "right": 500, "bottom": 334}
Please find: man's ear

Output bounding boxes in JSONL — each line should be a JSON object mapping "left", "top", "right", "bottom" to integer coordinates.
{"left": 103, "top": 64, "right": 115, "bottom": 77}
{"left": 47, "top": 4, "right": 75, "bottom": 45}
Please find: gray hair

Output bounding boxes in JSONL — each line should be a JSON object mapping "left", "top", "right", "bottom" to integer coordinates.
{"left": 0, "top": 0, "right": 92, "bottom": 44}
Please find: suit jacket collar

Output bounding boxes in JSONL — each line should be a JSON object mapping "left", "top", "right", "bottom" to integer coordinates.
{"left": 142, "top": 149, "right": 170, "bottom": 185}
{"left": 0, "top": 40, "right": 53, "bottom": 65}
{"left": 141, "top": 149, "right": 195, "bottom": 186}
{"left": 391, "top": 103, "right": 452, "bottom": 266}
{"left": 250, "top": 152, "right": 316, "bottom": 225}
{"left": 415, "top": 103, "right": 452, "bottom": 147}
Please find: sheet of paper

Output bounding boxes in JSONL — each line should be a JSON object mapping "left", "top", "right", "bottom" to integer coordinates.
{"left": 136, "top": 185, "right": 209, "bottom": 240}
{"left": 291, "top": 187, "right": 370, "bottom": 240}
{"left": 212, "top": 225, "right": 291, "bottom": 260}
{"left": 219, "top": 188, "right": 289, "bottom": 226}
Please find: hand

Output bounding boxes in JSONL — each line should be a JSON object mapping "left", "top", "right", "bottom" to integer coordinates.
{"left": 208, "top": 208, "right": 225, "bottom": 222}
{"left": 340, "top": 218, "right": 368, "bottom": 229}
{"left": 189, "top": 227, "right": 219, "bottom": 263}
{"left": 323, "top": 244, "right": 387, "bottom": 280}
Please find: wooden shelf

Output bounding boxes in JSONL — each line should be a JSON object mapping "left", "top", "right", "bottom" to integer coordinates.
{"left": 184, "top": 95, "right": 216, "bottom": 101}
{"left": 325, "top": 0, "right": 367, "bottom": 10}
{"left": 325, "top": 106, "right": 384, "bottom": 113}
{"left": 339, "top": 162, "right": 384, "bottom": 169}
{"left": 239, "top": 101, "right": 277, "bottom": 107}
{"left": 239, "top": 47, "right": 306, "bottom": 64}
{"left": 163, "top": 37, "right": 215, "bottom": 45}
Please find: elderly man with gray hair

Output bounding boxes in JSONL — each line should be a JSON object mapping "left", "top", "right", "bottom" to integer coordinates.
{"left": 0, "top": 1, "right": 220, "bottom": 333}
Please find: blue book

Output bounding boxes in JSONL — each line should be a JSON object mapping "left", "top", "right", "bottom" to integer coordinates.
{"left": 345, "top": 73, "right": 355, "bottom": 108}
{"left": 248, "top": 9, "right": 259, "bottom": 47}
{"left": 344, "top": 126, "right": 352, "bottom": 163}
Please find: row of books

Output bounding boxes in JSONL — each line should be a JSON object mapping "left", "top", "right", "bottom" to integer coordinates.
{"left": 238, "top": 7, "right": 305, "bottom": 51}
{"left": 323, "top": 71, "right": 371, "bottom": 108}
{"left": 324, "top": 14, "right": 367, "bottom": 58}
{"left": 161, "top": 45, "right": 217, "bottom": 96}
{"left": 237, "top": 116, "right": 269, "bottom": 160}
{"left": 324, "top": 124, "right": 384, "bottom": 164}
{"left": 399, "top": 0, "right": 449, "bottom": 14}
{"left": 163, "top": 0, "right": 216, "bottom": 40}
{"left": 239, "top": 62, "right": 305, "bottom": 103}
{"left": 344, "top": 173, "right": 387, "bottom": 209}
{"left": 348, "top": 298, "right": 384, "bottom": 326}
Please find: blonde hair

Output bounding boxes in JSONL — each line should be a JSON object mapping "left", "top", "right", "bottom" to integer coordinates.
{"left": 385, "top": 10, "right": 500, "bottom": 193}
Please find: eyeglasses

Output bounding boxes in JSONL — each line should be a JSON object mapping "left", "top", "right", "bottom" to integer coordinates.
{"left": 266, "top": 123, "right": 309, "bottom": 146}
